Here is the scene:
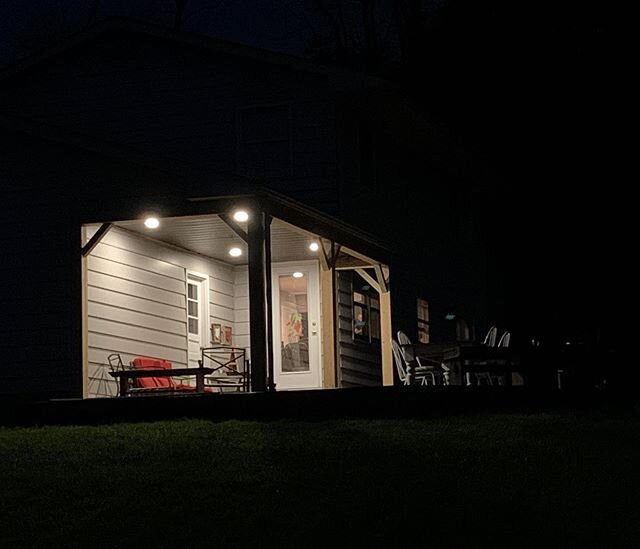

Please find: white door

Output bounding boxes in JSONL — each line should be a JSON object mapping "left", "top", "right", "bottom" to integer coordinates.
{"left": 272, "top": 261, "right": 322, "bottom": 390}
{"left": 187, "top": 272, "right": 209, "bottom": 369}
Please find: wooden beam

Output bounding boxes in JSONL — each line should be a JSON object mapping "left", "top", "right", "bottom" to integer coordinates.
{"left": 320, "top": 267, "right": 337, "bottom": 388}
{"left": 219, "top": 213, "right": 248, "bottom": 243}
{"left": 339, "top": 246, "right": 378, "bottom": 268}
{"left": 355, "top": 268, "right": 381, "bottom": 294}
{"left": 81, "top": 222, "right": 112, "bottom": 257}
{"left": 374, "top": 264, "right": 389, "bottom": 294}
{"left": 380, "top": 290, "right": 394, "bottom": 386}
{"left": 334, "top": 255, "right": 372, "bottom": 270}
{"left": 318, "top": 239, "right": 330, "bottom": 271}
{"left": 319, "top": 239, "right": 341, "bottom": 270}
{"left": 248, "top": 210, "right": 268, "bottom": 392}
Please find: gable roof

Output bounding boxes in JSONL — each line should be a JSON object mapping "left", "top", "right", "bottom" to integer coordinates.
{"left": 0, "top": 17, "right": 386, "bottom": 89}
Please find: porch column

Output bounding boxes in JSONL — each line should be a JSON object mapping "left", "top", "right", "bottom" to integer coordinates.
{"left": 248, "top": 209, "right": 269, "bottom": 392}
{"left": 380, "top": 289, "right": 394, "bottom": 386}
{"left": 320, "top": 266, "right": 337, "bottom": 388}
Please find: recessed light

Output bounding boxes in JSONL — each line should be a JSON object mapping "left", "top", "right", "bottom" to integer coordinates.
{"left": 233, "top": 210, "right": 249, "bottom": 222}
{"left": 292, "top": 272, "right": 304, "bottom": 278}
{"left": 309, "top": 242, "right": 320, "bottom": 252}
{"left": 144, "top": 217, "right": 160, "bottom": 229}
{"left": 229, "top": 247, "right": 242, "bottom": 257}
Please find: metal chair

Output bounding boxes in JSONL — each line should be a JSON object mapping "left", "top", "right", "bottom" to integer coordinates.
{"left": 393, "top": 338, "right": 440, "bottom": 386}
{"left": 397, "top": 330, "right": 448, "bottom": 385}
{"left": 468, "top": 326, "right": 499, "bottom": 386}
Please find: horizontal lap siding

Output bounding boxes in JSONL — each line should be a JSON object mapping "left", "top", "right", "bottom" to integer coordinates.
{"left": 336, "top": 272, "right": 382, "bottom": 387}
{"left": 233, "top": 268, "right": 250, "bottom": 357}
{"left": 86, "top": 227, "right": 236, "bottom": 397}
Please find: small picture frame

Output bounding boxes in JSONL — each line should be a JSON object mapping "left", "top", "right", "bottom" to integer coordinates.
{"left": 223, "top": 325, "right": 233, "bottom": 346}
{"left": 211, "top": 323, "right": 222, "bottom": 344}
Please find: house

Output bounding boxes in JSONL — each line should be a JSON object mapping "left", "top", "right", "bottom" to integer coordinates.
{"left": 0, "top": 19, "right": 485, "bottom": 399}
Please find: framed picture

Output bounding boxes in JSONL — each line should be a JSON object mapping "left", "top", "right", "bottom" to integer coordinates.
{"left": 223, "top": 325, "right": 233, "bottom": 346}
{"left": 211, "top": 323, "right": 222, "bottom": 344}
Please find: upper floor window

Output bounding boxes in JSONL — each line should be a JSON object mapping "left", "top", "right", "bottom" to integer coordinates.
{"left": 417, "top": 298, "right": 430, "bottom": 344}
{"left": 237, "top": 104, "right": 292, "bottom": 178}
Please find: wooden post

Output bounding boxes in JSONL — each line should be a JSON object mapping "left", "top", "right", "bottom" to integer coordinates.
{"left": 380, "top": 290, "right": 394, "bottom": 386}
{"left": 264, "top": 215, "right": 275, "bottom": 391}
{"left": 81, "top": 242, "right": 89, "bottom": 398}
{"left": 320, "top": 267, "right": 337, "bottom": 388}
{"left": 248, "top": 209, "right": 268, "bottom": 392}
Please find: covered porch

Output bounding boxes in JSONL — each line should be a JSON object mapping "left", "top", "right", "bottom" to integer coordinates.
{"left": 81, "top": 190, "right": 393, "bottom": 397}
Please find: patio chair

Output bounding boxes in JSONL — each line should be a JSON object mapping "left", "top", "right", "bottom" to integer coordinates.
{"left": 467, "top": 325, "right": 499, "bottom": 386}
{"left": 490, "top": 330, "right": 512, "bottom": 385}
{"left": 392, "top": 339, "right": 435, "bottom": 386}
{"left": 397, "top": 330, "right": 449, "bottom": 385}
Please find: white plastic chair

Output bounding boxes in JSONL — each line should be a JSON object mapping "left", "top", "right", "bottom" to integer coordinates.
{"left": 397, "top": 330, "right": 448, "bottom": 385}
{"left": 468, "top": 325, "right": 498, "bottom": 386}
{"left": 392, "top": 339, "right": 431, "bottom": 386}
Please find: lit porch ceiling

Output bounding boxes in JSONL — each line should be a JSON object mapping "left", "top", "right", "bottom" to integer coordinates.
{"left": 113, "top": 214, "right": 321, "bottom": 265}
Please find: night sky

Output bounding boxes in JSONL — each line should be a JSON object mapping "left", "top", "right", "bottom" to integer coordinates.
{"left": 1, "top": 0, "right": 619, "bottom": 348}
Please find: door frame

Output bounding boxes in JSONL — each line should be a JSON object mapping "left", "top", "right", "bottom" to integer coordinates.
{"left": 186, "top": 271, "right": 210, "bottom": 364}
{"left": 271, "top": 260, "right": 322, "bottom": 390}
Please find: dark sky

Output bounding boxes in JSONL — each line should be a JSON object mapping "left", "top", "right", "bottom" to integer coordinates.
{"left": 1, "top": 0, "right": 619, "bottom": 345}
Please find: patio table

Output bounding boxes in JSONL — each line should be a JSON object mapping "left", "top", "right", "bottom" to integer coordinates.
{"left": 109, "top": 366, "right": 214, "bottom": 396}
{"left": 401, "top": 342, "right": 520, "bottom": 386}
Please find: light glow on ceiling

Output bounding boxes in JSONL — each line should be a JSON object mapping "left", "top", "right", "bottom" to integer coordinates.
{"left": 229, "top": 247, "right": 243, "bottom": 257}
{"left": 233, "top": 210, "right": 249, "bottom": 222}
{"left": 144, "top": 217, "right": 160, "bottom": 229}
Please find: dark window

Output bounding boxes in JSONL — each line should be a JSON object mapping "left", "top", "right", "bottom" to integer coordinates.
{"left": 353, "top": 274, "right": 380, "bottom": 343}
{"left": 417, "top": 298, "right": 430, "bottom": 344}
{"left": 237, "top": 104, "right": 291, "bottom": 178}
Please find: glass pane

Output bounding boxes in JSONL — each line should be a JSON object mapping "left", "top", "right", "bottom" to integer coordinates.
{"left": 279, "top": 275, "right": 309, "bottom": 373}
{"left": 188, "top": 301, "right": 198, "bottom": 317}
{"left": 370, "top": 310, "right": 380, "bottom": 340}
{"left": 353, "top": 304, "right": 369, "bottom": 338}
{"left": 188, "top": 318, "right": 198, "bottom": 335}
{"left": 188, "top": 283, "right": 197, "bottom": 300}
{"left": 418, "top": 323, "right": 430, "bottom": 344}
{"left": 353, "top": 292, "right": 366, "bottom": 305}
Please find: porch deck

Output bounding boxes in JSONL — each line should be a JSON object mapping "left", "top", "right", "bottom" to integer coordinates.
{"left": 3, "top": 385, "right": 621, "bottom": 428}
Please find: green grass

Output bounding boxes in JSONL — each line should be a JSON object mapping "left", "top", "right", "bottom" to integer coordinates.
{"left": 2, "top": 413, "right": 640, "bottom": 547}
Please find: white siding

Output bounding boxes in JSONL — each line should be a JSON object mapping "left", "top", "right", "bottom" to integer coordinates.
{"left": 233, "top": 267, "right": 251, "bottom": 357}
{"left": 86, "top": 227, "right": 237, "bottom": 397}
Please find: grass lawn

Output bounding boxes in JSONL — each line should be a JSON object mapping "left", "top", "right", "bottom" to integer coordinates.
{"left": 1, "top": 412, "right": 640, "bottom": 547}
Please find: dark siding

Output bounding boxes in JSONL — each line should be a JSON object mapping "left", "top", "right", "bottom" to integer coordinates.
{"left": 336, "top": 271, "right": 381, "bottom": 387}
{"left": 0, "top": 127, "right": 186, "bottom": 399}
{"left": 0, "top": 33, "right": 340, "bottom": 214}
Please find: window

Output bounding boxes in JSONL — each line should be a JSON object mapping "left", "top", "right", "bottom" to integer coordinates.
{"left": 187, "top": 281, "right": 199, "bottom": 336}
{"left": 417, "top": 298, "right": 430, "bottom": 344}
{"left": 353, "top": 274, "right": 380, "bottom": 343}
{"left": 237, "top": 104, "right": 291, "bottom": 178}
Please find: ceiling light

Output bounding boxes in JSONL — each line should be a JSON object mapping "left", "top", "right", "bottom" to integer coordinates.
{"left": 233, "top": 210, "right": 249, "bottom": 222}
{"left": 229, "top": 247, "right": 243, "bottom": 257}
{"left": 309, "top": 242, "right": 320, "bottom": 252}
{"left": 292, "top": 272, "right": 304, "bottom": 278}
{"left": 144, "top": 217, "right": 160, "bottom": 229}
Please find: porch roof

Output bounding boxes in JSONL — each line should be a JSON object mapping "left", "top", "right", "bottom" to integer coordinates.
{"left": 100, "top": 188, "right": 393, "bottom": 268}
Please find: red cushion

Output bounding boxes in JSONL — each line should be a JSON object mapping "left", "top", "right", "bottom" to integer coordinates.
{"left": 131, "top": 357, "right": 174, "bottom": 389}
